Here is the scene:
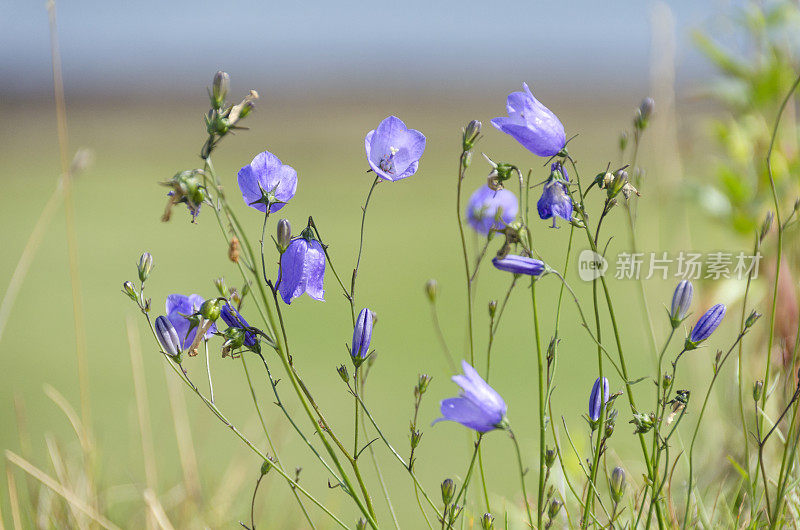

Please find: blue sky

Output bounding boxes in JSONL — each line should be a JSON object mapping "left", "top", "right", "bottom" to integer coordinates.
{"left": 2, "top": 0, "right": 726, "bottom": 96}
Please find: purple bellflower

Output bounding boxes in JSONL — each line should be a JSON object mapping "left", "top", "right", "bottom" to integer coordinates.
{"left": 220, "top": 302, "right": 258, "bottom": 348}
{"left": 277, "top": 230, "right": 326, "bottom": 305}
{"left": 537, "top": 162, "right": 572, "bottom": 227}
{"left": 351, "top": 308, "right": 375, "bottom": 362}
{"left": 155, "top": 315, "right": 182, "bottom": 358}
{"left": 589, "top": 377, "right": 610, "bottom": 422}
{"left": 166, "top": 294, "right": 217, "bottom": 349}
{"left": 237, "top": 150, "right": 298, "bottom": 213}
{"left": 669, "top": 280, "right": 693, "bottom": 328}
{"left": 365, "top": 116, "right": 426, "bottom": 181}
{"left": 434, "top": 360, "right": 508, "bottom": 433}
{"left": 491, "top": 255, "right": 546, "bottom": 276}
{"left": 491, "top": 83, "right": 566, "bottom": 157}
{"left": 686, "top": 304, "right": 726, "bottom": 349}
{"left": 466, "top": 185, "right": 519, "bottom": 235}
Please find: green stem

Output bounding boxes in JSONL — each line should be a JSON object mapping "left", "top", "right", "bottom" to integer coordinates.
{"left": 510, "top": 429, "right": 534, "bottom": 528}
{"left": 455, "top": 150, "right": 475, "bottom": 364}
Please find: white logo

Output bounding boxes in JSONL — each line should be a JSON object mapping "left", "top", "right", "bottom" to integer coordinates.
{"left": 578, "top": 250, "right": 608, "bottom": 281}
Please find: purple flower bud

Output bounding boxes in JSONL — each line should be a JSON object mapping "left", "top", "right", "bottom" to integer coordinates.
{"left": 687, "top": 304, "right": 726, "bottom": 347}
{"left": 589, "top": 377, "right": 610, "bottom": 422}
{"left": 351, "top": 308, "right": 375, "bottom": 360}
{"left": 364, "top": 116, "right": 426, "bottom": 182}
{"left": 491, "top": 83, "right": 566, "bottom": 157}
{"left": 537, "top": 162, "right": 572, "bottom": 228}
{"left": 155, "top": 315, "right": 182, "bottom": 357}
{"left": 491, "top": 255, "right": 545, "bottom": 276}
{"left": 237, "top": 150, "right": 298, "bottom": 213}
{"left": 433, "top": 360, "right": 508, "bottom": 433}
{"left": 466, "top": 185, "right": 519, "bottom": 235}
{"left": 220, "top": 302, "right": 258, "bottom": 348}
{"left": 669, "top": 280, "right": 693, "bottom": 327}
{"left": 277, "top": 236, "right": 326, "bottom": 304}
{"left": 166, "top": 294, "right": 217, "bottom": 349}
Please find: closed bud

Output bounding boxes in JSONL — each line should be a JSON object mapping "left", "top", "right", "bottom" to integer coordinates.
{"left": 745, "top": 310, "right": 762, "bottom": 329}
{"left": 155, "top": 315, "right": 182, "bottom": 358}
{"left": 213, "top": 277, "right": 226, "bottom": 296}
{"left": 356, "top": 519, "right": 367, "bottom": 530}
{"left": 441, "top": 478, "right": 455, "bottom": 505}
{"left": 425, "top": 279, "right": 438, "bottom": 303}
{"left": 260, "top": 456, "right": 274, "bottom": 476}
{"left": 545, "top": 448, "right": 556, "bottom": 468}
{"left": 488, "top": 300, "right": 497, "bottom": 317}
{"left": 608, "top": 170, "right": 628, "bottom": 199}
{"left": 222, "top": 327, "right": 245, "bottom": 354}
{"left": 277, "top": 219, "right": 292, "bottom": 250}
{"left": 480, "top": 513, "right": 494, "bottom": 530}
{"left": 211, "top": 71, "right": 230, "bottom": 109}
{"left": 760, "top": 211, "right": 774, "bottom": 243}
{"left": 337, "top": 364, "right": 349, "bottom": 383}
{"left": 634, "top": 97, "right": 654, "bottom": 130}
{"left": 610, "top": 466, "right": 626, "bottom": 503}
{"left": 137, "top": 252, "right": 154, "bottom": 282}
{"left": 619, "top": 131, "right": 629, "bottom": 152}
{"left": 662, "top": 373, "right": 673, "bottom": 389}
{"left": 122, "top": 281, "right": 138, "bottom": 301}
{"left": 669, "top": 280, "right": 693, "bottom": 328}
{"left": 200, "top": 299, "right": 221, "bottom": 321}
{"left": 753, "top": 380, "right": 763, "bottom": 402}
{"left": 547, "top": 499, "right": 562, "bottom": 519}
{"left": 463, "top": 120, "right": 482, "bottom": 151}
{"left": 410, "top": 428, "right": 422, "bottom": 449}
{"left": 418, "top": 374, "right": 432, "bottom": 394}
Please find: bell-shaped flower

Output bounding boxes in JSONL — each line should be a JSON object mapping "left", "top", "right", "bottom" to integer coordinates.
{"left": 589, "top": 377, "right": 610, "bottom": 422}
{"left": 433, "top": 360, "right": 508, "bottom": 433}
{"left": 220, "top": 302, "right": 258, "bottom": 348}
{"left": 277, "top": 231, "right": 326, "bottom": 304}
{"left": 491, "top": 255, "right": 545, "bottom": 276}
{"left": 686, "top": 304, "right": 726, "bottom": 349}
{"left": 537, "top": 162, "right": 572, "bottom": 227}
{"left": 364, "top": 116, "right": 426, "bottom": 181}
{"left": 237, "top": 150, "right": 298, "bottom": 213}
{"left": 466, "top": 185, "right": 519, "bottom": 235}
{"left": 155, "top": 315, "right": 182, "bottom": 358}
{"left": 491, "top": 83, "right": 566, "bottom": 157}
{"left": 166, "top": 294, "right": 217, "bottom": 349}
{"left": 351, "top": 308, "right": 375, "bottom": 361}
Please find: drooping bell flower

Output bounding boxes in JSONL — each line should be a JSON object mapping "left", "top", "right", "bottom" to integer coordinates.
{"left": 277, "top": 228, "right": 326, "bottom": 304}
{"left": 589, "top": 377, "right": 610, "bottom": 422}
{"left": 537, "top": 162, "right": 572, "bottom": 228}
{"left": 351, "top": 308, "right": 375, "bottom": 362}
{"left": 237, "top": 150, "right": 298, "bottom": 213}
{"left": 166, "top": 294, "right": 217, "bottom": 349}
{"left": 491, "top": 83, "right": 566, "bottom": 157}
{"left": 491, "top": 255, "right": 545, "bottom": 276}
{"left": 433, "top": 360, "right": 508, "bottom": 433}
{"left": 466, "top": 185, "right": 519, "bottom": 235}
{"left": 364, "top": 116, "right": 426, "bottom": 181}
{"left": 686, "top": 304, "right": 726, "bottom": 349}
{"left": 669, "top": 280, "right": 693, "bottom": 328}
{"left": 155, "top": 315, "right": 182, "bottom": 358}
{"left": 220, "top": 302, "right": 258, "bottom": 348}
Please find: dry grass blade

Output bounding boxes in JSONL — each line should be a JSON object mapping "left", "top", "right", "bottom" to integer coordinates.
{"left": 6, "top": 466, "right": 21, "bottom": 530}
{"left": 143, "top": 489, "right": 177, "bottom": 530}
{"left": 45, "top": 434, "right": 89, "bottom": 530}
{"left": 5, "top": 451, "right": 121, "bottom": 530}
{"left": 43, "top": 385, "right": 93, "bottom": 457}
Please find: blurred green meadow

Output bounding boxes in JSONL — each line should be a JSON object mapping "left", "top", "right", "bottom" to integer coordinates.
{"left": 0, "top": 85, "right": 750, "bottom": 528}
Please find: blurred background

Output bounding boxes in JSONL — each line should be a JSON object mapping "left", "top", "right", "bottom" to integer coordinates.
{"left": 2, "top": 0, "right": 800, "bottom": 528}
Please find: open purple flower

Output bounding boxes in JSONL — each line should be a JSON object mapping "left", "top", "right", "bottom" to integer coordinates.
{"left": 492, "top": 255, "right": 545, "bottom": 276}
{"left": 237, "top": 150, "right": 298, "bottom": 213}
{"left": 589, "top": 377, "right": 610, "bottom": 422}
{"left": 166, "top": 294, "right": 217, "bottom": 349}
{"left": 491, "top": 83, "right": 566, "bottom": 157}
{"left": 277, "top": 234, "right": 326, "bottom": 304}
{"left": 686, "top": 304, "right": 726, "bottom": 349}
{"left": 433, "top": 360, "right": 508, "bottom": 433}
{"left": 537, "top": 162, "right": 572, "bottom": 227}
{"left": 220, "top": 302, "right": 258, "bottom": 348}
{"left": 466, "top": 185, "right": 519, "bottom": 235}
{"left": 351, "top": 308, "right": 375, "bottom": 360}
{"left": 365, "top": 116, "right": 426, "bottom": 181}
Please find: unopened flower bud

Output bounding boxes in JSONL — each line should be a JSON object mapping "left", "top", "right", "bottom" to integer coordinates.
{"left": 441, "top": 478, "right": 455, "bottom": 505}
{"left": 608, "top": 170, "right": 628, "bottom": 199}
{"left": 277, "top": 219, "right": 292, "bottom": 250}
{"left": 463, "top": 120, "right": 481, "bottom": 151}
{"left": 211, "top": 71, "right": 230, "bottom": 110}
{"left": 213, "top": 277, "right": 226, "bottom": 296}
{"left": 200, "top": 299, "right": 221, "bottom": 321}
{"left": 337, "top": 364, "right": 349, "bottom": 383}
{"left": 425, "top": 279, "right": 438, "bottom": 303}
{"left": 480, "top": 513, "right": 494, "bottom": 530}
{"left": 745, "top": 310, "right": 762, "bottom": 329}
{"left": 619, "top": 131, "right": 629, "bottom": 152}
{"left": 548, "top": 499, "right": 562, "bottom": 519}
{"left": 137, "top": 252, "right": 154, "bottom": 282}
{"left": 462, "top": 150, "right": 473, "bottom": 168}
{"left": 662, "top": 373, "right": 673, "bottom": 389}
{"left": 356, "top": 519, "right": 367, "bottom": 530}
{"left": 122, "top": 281, "right": 137, "bottom": 301}
{"left": 545, "top": 448, "right": 556, "bottom": 468}
{"left": 669, "top": 280, "right": 693, "bottom": 328}
{"left": 610, "top": 466, "right": 626, "bottom": 503}
{"left": 488, "top": 300, "right": 497, "bottom": 317}
{"left": 634, "top": 97, "right": 654, "bottom": 130}
{"left": 760, "top": 211, "right": 774, "bottom": 243}
{"left": 410, "top": 428, "right": 422, "bottom": 449}
{"left": 418, "top": 374, "right": 432, "bottom": 394}
{"left": 260, "top": 456, "right": 273, "bottom": 475}
{"left": 155, "top": 315, "right": 182, "bottom": 358}
{"left": 753, "top": 380, "right": 763, "bottom": 402}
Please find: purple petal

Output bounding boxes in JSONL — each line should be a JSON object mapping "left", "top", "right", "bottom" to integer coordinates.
{"left": 434, "top": 397, "right": 498, "bottom": 432}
